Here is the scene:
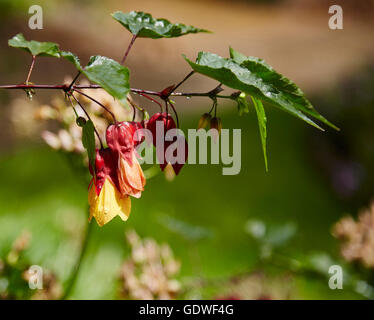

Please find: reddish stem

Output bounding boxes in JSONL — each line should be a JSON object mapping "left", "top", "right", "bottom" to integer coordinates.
{"left": 121, "top": 35, "right": 137, "bottom": 65}
{"left": 25, "top": 55, "right": 36, "bottom": 84}
{"left": 69, "top": 93, "right": 104, "bottom": 149}
{"left": 0, "top": 84, "right": 232, "bottom": 99}
{"left": 74, "top": 89, "right": 117, "bottom": 123}
{"left": 138, "top": 93, "right": 163, "bottom": 112}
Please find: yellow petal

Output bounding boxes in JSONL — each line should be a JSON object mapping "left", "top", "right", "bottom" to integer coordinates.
{"left": 88, "top": 179, "right": 131, "bottom": 227}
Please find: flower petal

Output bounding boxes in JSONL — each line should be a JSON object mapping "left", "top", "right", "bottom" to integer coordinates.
{"left": 88, "top": 179, "right": 131, "bottom": 226}
{"left": 118, "top": 152, "right": 146, "bottom": 198}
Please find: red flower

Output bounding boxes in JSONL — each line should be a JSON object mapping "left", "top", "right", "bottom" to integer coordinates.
{"left": 147, "top": 112, "right": 188, "bottom": 175}
{"left": 88, "top": 148, "right": 131, "bottom": 227}
{"left": 106, "top": 122, "right": 146, "bottom": 198}
{"left": 88, "top": 121, "right": 146, "bottom": 226}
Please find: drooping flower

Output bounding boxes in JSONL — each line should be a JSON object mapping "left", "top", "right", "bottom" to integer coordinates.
{"left": 147, "top": 112, "right": 188, "bottom": 175}
{"left": 88, "top": 148, "right": 131, "bottom": 227}
{"left": 106, "top": 121, "right": 146, "bottom": 198}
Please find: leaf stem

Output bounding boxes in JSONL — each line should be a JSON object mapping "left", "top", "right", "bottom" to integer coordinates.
{"left": 68, "top": 71, "right": 82, "bottom": 92}
{"left": 25, "top": 55, "right": 36, "bottom": 84}
{"left": 121, "top": 35, "right": 137, "bottom": 65}
{"left": 170, "top": 71, "right": 195, "bottom": 94}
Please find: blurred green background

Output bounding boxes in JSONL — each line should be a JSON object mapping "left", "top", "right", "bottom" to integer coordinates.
{"left": 1, "top": 0, "right": 374, "bottom": 299}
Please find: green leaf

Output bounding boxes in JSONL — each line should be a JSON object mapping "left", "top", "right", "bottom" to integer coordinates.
{"left": 112, "top": 11, "right": 210, "bottom": 39}
{"left": 229, "top": 48, "right": 339, "bottom": 131}
{"left": 60, "top": 51, "right": 82, "bottom": 71}
{"left": 82, "top": 56, "right": 130, "bottom": 106}
{"left": 234, "top": 92, "right": 250, "bottom": 116}
{"left": 184, "top": 49, "right": 338, "bottom": 131}
{"left": 8, "top": 33, "right": 60, "bottom": 57}
{"left": 82, "top": 120, "right": 96, "bottom": 171}
{"left": 250, "top": 96, "right": 268, "bottom": 171}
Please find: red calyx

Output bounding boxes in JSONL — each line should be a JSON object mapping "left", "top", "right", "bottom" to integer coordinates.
{"left": 106, "top": 121, "right": 145, "bottom": 164}
{"left": 90, "top": 148, "right": 120, "bottom": 196}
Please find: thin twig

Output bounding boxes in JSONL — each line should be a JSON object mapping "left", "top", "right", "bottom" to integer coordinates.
{"left": 68, "top": 71, "right": 81, "bottom": 92}
{"left": 138, "top": 93, "right": 163, "bottom": 112}
{"left": 121, "top": 35, "right": 137, "bottom": 65}
{"left": 73, "top": 89, "right": 117, "bottom": 123}
{"left": 25, "top": 55, "right": 36, "bottom": 84}
{"left": 127, "top": 98, "right": 136, "bottom": 121}
{"left": 0, "top": 84, "right": 234, "bottom": 100}
{"left": 69, "top": 93, "right": 104, "bottom": 149}
{"left": 170, "top": 71, "right": 194, "bottom": 94}
{"left": 168, "top": 99, "right": 180, "bottom": 128}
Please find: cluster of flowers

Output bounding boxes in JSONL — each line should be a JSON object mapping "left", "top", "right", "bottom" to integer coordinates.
{"left": 119, "top": 230, "right": 181, "bottom": 300}
{"left": 333, "top": 201, "right": 374, "bottom": 268}
{"left": 89, "top": 112, "right": 188, "bottom": 226}
{"left": 32, "top": 82, "right": 189, "bottom": 226}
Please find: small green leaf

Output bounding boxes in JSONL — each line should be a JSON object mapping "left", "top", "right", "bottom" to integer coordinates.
{"left": 82, "top": 56, "right": 130, "bottom": 106}
{"left": 250, "top": 96, "right": 268, "bottom": 171}
{"left": 112, "top": 11, "right": 210, "bottom": 39}
{"left": 184, "top": 50, "right": 338, "bottom": 131}
{"left": 234, "top": 92, "right": 250, "bottom": 116}
{"left": 60, "top": 51, "right": 82, "bottom": 71}
{"left": 82, "top": 120, "right": 96, "bottom": 171}
{"left": 8, "top": 33, "right": 60, "bottom": 57}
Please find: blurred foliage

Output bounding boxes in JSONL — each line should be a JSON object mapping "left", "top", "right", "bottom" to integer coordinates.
{"left": 308, "top": 62, "right": 374, "bottom": 207}
{"left": 0, "top": 0, "right": 31, "bottom": 18}
{"left": 0, "top": 231, "right": 62, "bottom": 299}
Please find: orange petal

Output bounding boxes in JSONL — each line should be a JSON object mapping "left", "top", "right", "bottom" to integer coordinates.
{"left": 118, "top": 152, "right": 146, "bottom": 198}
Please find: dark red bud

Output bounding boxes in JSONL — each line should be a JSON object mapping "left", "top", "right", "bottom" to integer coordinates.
{"left": 160, "top": 85, "right": 175, "bottom": 98}
{"left": 210, "top": 117, "right": 222, "bottom": 134}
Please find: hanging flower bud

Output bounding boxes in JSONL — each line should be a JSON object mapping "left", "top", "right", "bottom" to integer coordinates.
{"left": 147, "top": 113, "right": 188, "bottom": 175}
{"left": 147, "top": 112, "right": 176, "bottom": 146}
{"left": 127, "top": 121, "right": 145, "bottom": 147}
{"left": 197, "top": 113, "right": 212, "bottom": 129}
{"left": 88, "top": 148, "right": 131, "bottom": 227}
{"left": 106, "top": 122, "right": 146, "bottom": 198}
{"left": 210, "top": 117, "right": 222, "bottom": 134}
